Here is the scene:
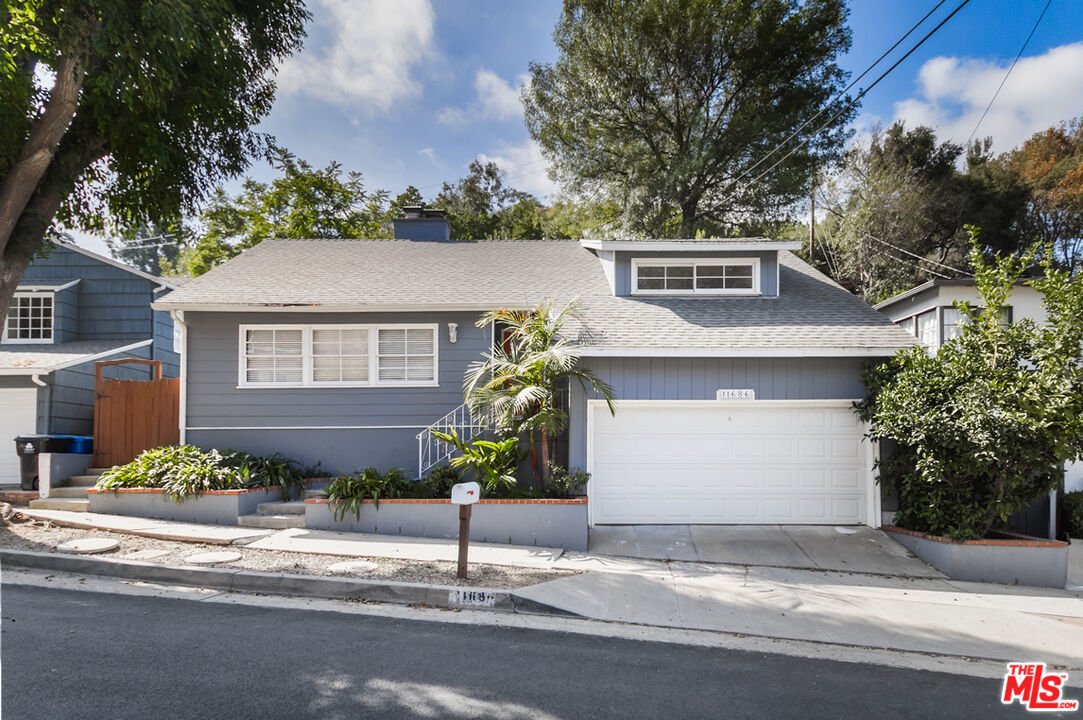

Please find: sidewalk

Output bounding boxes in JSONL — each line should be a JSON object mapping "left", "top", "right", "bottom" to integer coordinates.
{"left": 12, "top": 508, "right": 1083, "bottom": 668}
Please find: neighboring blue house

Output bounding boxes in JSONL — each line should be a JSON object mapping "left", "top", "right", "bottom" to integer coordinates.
{"left": 0, "top": 241, "right": 179, "bottom": 484}
{"left": 155, "top": 209, "right": 915, "bottom": 528}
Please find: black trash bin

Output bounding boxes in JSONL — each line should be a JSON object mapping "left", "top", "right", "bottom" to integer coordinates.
{"left": 14, "top": 435, "right": 73, "bottom": 491}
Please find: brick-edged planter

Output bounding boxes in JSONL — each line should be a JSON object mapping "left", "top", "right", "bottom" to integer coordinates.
{"left": 305, "top": 498, "right": 589, "bottom": 551}
{"left": 87, "top": 481, "right": 330, "bottom": 525}
{"left": 883, "top": 525, "right": 1069, "bottom": 588}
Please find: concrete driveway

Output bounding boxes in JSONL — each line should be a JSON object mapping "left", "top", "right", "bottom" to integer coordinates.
{"left": 589, "top": 525, "right": 944, "bottom": 578}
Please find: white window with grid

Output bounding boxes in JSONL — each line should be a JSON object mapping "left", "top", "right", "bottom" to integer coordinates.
{"left": 942, "top": 306, "right": 1010, "bottom": 342}
{"left": 243, "top": 328, "right": 303, "bottom": 384}
{"left": 312, "top": 328, "right": 369, "bottom": 384}
{"left": 238, "top": 324, "right": 437, "bottom": 388}
{"left": 377, "top": 327, "right": 436, "bottom": 383}
{"left": 4, "top": 292, "right": 54, "bottom": 344}
{"left": 632, "top": 258, "right": 759, "bottom": 295}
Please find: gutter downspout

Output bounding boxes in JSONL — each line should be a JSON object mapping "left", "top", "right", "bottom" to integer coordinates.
{"left": 30, "top": 373, "right": 50, "bottom": 434}
{"left": 170, "top": 310, "right": 187, "bottom": 444}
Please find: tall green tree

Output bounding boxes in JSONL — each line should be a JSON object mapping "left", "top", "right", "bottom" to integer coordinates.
{"left": 0, "top": 0, "right": 308, "bottom": 316}
{"left": 812, "top": 123, "right": 1028, "bottom": 302}
{"left": 105, "top": 221, "right": 188, "bottom": 276}
{"left": 435, "top": 160, "right": 544, "bottom": 240}
{"left": 524, "top": 0, "right": 854, "bottom": 238}
{"left": 180, "top": 150, "right": 391, "bottom": 275}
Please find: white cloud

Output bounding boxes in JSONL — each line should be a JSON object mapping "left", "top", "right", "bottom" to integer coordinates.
{"left": 417, "top": 147, "right": 438, "bottom": 163}
{"left": 438, "top": 68, "right": 529, "bottom": 126}
{"left": 277, "top": 0, "right": 435, "bottom": 113}
{"left": 893, "top": 42, "right": 1083, "bottom": 153}
{"left": 478, "top": 139, "right": 557, "bottom": 199}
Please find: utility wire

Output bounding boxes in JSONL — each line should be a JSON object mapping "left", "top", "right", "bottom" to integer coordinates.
{"left": 865, "top": 234, "right": 974, "bottom": 276}
{"left": 738, "top": 0, "right": 950, "bottom": 182}
{"left": 744, "top": 0, "right": 972, "bottom": 189}
{"left": 966, "top": 0, "right": 1053, "bottom": 144}
{"left": 866, "top": 244, "right": 950, "bottom": 279}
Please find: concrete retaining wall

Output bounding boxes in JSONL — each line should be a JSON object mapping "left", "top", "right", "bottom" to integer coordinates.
{"left": 306, "top": 499, "right": 589, "bottom": 551}
{"left": 86, "top": 481, "right": 330, "bottom": 525}
{"left": 884, "top": 526, "right": 1068, "bottom": 588}
{"left": 87, "top": 488, "right": 277, "bottom": 524}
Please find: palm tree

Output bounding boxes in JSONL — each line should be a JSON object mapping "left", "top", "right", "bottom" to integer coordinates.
{"left": 464, "top": 300, "right": 616, "bottom": 490}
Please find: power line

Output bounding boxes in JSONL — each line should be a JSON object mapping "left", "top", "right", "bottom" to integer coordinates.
{"left": 738, "top": 0, "right": 950, "bottom": 183}
{"left": 743, "top": 0, "right": 972, "bottom": 189}
{"left": 966, "top": 0, "right": 1053, "bottom": 144}
{"left": 866, "top": 243, "right": 950, "bottom": 279}
{"left": 865, "top": 234, "right": 974, "bottom": 276}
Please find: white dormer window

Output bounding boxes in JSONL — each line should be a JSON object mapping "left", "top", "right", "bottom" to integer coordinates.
{"left": 632, "top": 258, "right": 760, "bottom": 296}
{"left": 3, "top": 292, "right": 54, "bottom": 344}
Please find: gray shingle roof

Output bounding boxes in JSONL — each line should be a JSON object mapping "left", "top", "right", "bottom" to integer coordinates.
{"left": 155, "top": 238, "right": 915, "bottom": 353}
{"left": 0, "top": 340, "right": 149, "bottom": 372}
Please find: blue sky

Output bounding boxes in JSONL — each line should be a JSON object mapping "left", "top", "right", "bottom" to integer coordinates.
{"left": 75, "top": 0, "right": 1083, "bottom": 255}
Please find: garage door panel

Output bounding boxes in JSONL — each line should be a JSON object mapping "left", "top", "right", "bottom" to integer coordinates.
{"left": 0, "top": 389, "right": 38, "bottom": 484}
{"left": 591, "top": 402, "right": 867, "bottom": 525}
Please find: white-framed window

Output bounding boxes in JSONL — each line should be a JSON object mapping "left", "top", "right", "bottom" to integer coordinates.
{"left": 238, "top": 324, "right": 438, "bottom": 388}
{"left": 3, "top": 292, "right": 54, "bottom": 344}
{"left": 631, "top": 258, "right": 760, "bottom": 296}
{"left": 895, "top": 308, "right": 938, "bottom": 346}
{"left": 942, "top": 306, "right": 1011, "bottom": 341}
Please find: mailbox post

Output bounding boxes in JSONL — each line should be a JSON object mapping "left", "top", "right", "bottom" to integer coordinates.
{"left": 450, "top": 481, "right": 480, "bottom": 579}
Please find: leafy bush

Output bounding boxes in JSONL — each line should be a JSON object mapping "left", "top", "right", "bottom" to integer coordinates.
{"left": 422, "top": 465, "right": 462, "bottom": 498}
{"left": 858, "top": 234, "right": 1083, "bottom": 541}
{"left": 96, "top": 445, "right": 307, "bottom": 501}
{"left": 1065, "top": 492, "right": 1083, "bottom": 539}
{"left": 431, "top": 428, "right": 524, "bottom": 495}
{"left": 326, "top": 467, "right": 409, "bottom": 520}
{"left": 547, "top": 463, "right": 589, "bottom": 498}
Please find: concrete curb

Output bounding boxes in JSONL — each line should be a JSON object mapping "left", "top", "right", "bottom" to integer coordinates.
{"left": 0, "top": 549, "right": 576, "bottom": 617}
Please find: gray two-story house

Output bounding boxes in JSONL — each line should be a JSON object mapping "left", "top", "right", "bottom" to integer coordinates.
{"left": 156, "top": 210, "right": 915, "bottom": 529}
{"left": 0, "top": 242, "right": 179, "bottom": 484}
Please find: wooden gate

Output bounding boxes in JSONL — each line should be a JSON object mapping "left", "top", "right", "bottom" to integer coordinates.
{"left": 93, "top": 359, "right": 180, "bottom": 467}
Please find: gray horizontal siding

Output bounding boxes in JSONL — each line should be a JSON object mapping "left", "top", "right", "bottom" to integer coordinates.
{"left": 184, "top": 310, "right": 490, "bottom": 472}
{"left": 567, "top": 356, "right": 872, "bottom": 469}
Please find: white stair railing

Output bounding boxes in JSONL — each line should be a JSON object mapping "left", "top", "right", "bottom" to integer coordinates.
{"left": 416, "top": 403, "right": 489, "bottom": 478}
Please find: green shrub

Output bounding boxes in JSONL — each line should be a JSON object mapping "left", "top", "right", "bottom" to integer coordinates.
{"left": 326, "top": 467, "right": 409, "bottom": 520}
{"left": 1065, "top": 492, "right": 1083, "bottom": 539}
{"left": 547, "top": 463, "right": 589, "bottom": 498}
{"left": 431, "top": 428, "right": 524, "bottom": 496}
{"left": 858, "top": 234, "right": 1083, "bottom": 541}
{"left": 422, "top": 465, "right": 462, "bottom": 498}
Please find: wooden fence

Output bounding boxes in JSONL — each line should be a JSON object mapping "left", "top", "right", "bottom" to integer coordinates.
{"left": 93, "top": 359, "right": 180, "bottom": 467}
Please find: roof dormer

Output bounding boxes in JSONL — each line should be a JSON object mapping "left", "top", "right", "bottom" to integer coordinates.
{"left": 580, "top": 238, "right": 801, "bottom": 298}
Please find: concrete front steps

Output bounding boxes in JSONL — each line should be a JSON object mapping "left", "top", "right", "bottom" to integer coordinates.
{"left": 238, "top": 500, "right": 307, "bottom": 529}
{"left": 27, "top": 467, "right": 110, "bottom": 513}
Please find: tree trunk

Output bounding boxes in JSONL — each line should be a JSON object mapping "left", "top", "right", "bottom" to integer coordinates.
{"left": 679, "top": 202, "right": 698, "bottom": 238}
{"left": 539, "top": 427, "right": 551, "bottom": 492}
{"left": 0, "top": 53, "right": 87, "bottom": 252}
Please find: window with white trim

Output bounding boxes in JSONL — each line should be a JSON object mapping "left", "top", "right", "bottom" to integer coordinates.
{"left": 632, "top": 258, "right": 759, "bottom": 295}
{"left": 942, "top": 306, "right": 1010, "bottom": 341}
{"left": 239, "top": 324, "right": 437, "bottom": 387}
{"left": 3, "top": 292, "right": 53, "bottom": 343}
{"left": 377, "top": 327, "right": 436, "bottom": 383}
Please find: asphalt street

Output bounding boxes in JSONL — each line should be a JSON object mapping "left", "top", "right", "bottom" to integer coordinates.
{"left": 0, "top": 582, "right": 1050, "bottom": 719}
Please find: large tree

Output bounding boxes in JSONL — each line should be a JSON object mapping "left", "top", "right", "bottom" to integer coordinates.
{"left": 812, "top": 123, "right": 1029, "bottom": 302}
{"left": 178, "top": 149, "right": 391, "bottom": 275}
{"left": 1001, "top": 119, "right": 1083, "bottom": 273}
{"left": 524, "top": 0, "right": 855, "bottom": 238}
{"left": 0, "top": 0, "right": 308, "bottom": 316}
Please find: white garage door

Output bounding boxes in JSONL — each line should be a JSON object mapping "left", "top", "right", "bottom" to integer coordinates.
{"left": 588, "top": 401, "right": 870, "bottom": 525}
{"left": 0, "top": 389, "right": 39, "bottom": 484}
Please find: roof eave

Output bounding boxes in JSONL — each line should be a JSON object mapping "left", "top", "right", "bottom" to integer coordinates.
{"left": 576, "top": 345, "right": 913, "bottom": 358}
{"left": 150, "top": 302, "right": 534, "bottom": 313}
{"left": 579, "top": 239, "right": 802, "bottom": 252}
